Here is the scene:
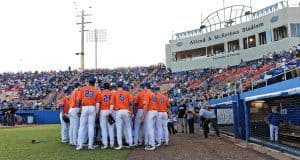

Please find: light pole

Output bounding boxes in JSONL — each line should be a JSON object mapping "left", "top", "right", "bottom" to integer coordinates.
{"left": 74, "top": 2, "right": 92, "bottom": 71}
{"left": 87, "top": 29, "right": 107, "bottom": 69}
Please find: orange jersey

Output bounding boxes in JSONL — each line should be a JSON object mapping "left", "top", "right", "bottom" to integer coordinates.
{"left": 156, "top": 92, "right": 169, "bottom": 112}
{"left": 143, "top": 90, "right": 158, "bottom": 111}
{"left": 60, "top": 96, "right": 70, "bottom": 113}
{"left": 111, "top": 88, "right": 131, "bottom": 110}
{"left": 69, "top": 88, "right": 80, "bottom": 108}
{"left": 78, "top": 86, "right": 101, "bottom": 106}
{"left": 135, "top": 90, "right": 146, "bottom": 109}
{"left": 99, "top": 89, "right": 112, "bottom": 110}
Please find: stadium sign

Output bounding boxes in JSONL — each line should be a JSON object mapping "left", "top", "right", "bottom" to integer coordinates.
{"left": 242, "top": 23, "right": 264, "bottom": 32}
{"left": 176, "top": 41, "right": 183, "bottom": 47}
{"left": 270, "top": 16, "right": 279, "bottom": 23}
{"left": 212, "top": 52, "right": 240, "bottom": 60}
{"left": 189, "top": 23, "right": 264, "bottom": 46}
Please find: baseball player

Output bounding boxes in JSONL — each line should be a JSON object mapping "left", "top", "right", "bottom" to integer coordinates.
{"left": 76, "top": 77, "right": 101, "bottom": 150}
{"left": 99, "top": 82, "right": 114, "bottom": 149}
{"left": 110, "top": 81, "right": 133, "bottom": 150}
{"left": 142, "top": 82, "right": 158, "bottom": 151}
{"left": 122, "top": 84, "right": 134, "bottom": 143}
{"left": 59, "top": 90, "right": 71, "bottom": 143}
{"left": 154, "top": 87, "right": 170, "bottom": 146}
{"left": 68, "top": 82, "right": 81, "bottom": 146}
{"left": 133, "top": 83, "right": 146, "bottom": 146}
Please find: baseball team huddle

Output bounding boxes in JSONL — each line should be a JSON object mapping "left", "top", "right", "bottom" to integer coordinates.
{"left": 59, "top": 77, "right": 170, "bottom": 151}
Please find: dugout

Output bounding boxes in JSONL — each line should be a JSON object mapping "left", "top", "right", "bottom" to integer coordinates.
{"left": 241, "top": 77, "right": 300, "bottom": 156}
{"left": 209, "top": 95, "right": 245, "bottom": 139}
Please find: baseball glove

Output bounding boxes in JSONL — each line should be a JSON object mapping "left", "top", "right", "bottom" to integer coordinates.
{"left": 108, "top": 114, "right": 115, "bottom": 125}
{"left": 62, "top": 115, "right": 70, "bottom": 123}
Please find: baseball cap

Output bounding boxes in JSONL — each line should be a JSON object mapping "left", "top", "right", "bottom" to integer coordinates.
{"left": 139, "top": 83, "right": 145, "bottom": 88}
{"left": 117, "top": 81, "right": 123, "bottom": 88}
{"left": 123, "top": 84, "right": 129, "bottom": 91}
{"left": 88, "top": 77, "right": 97, "bottom": 84}
{"left": 144, "top": 82, "right": 151, "bottom": 89}
{"left": 73, "top": 82, "right": 81, "bottom": 88}
{"left": 103, "top": 82, "right": 110, "bottom": 90}
{"left": 155, "top": 86, "right": 160, "bottom": 91}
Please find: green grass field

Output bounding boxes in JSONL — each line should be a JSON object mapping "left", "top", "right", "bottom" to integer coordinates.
{"left": 0, "top": 125, "right": 130, "bottom": 160}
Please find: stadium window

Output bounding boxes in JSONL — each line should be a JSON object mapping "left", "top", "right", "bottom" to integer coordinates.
{"left": 243, "top": 37, "right": 248, "bottom": 49}
{"left": 266, "top": 30, "right": 272, "bottom": 44}
{"left": 207, "top": 43, "right": 224, "bottom": 56}
{"left": 228, "top": 40, "right": 240, "bottom": 52}
{"left": 259, "top": 32, "right": 267, "bottom": 45}
{"left": 273, "top": 25, "right": 288, "bottom": 41}
{"left": 175, "top": 47, "right": 207, "bottom": 60}
{"left": 290, "top": 23, "right": 300, "bottom": 37}
{"left": 248, "top": 35, "right": 256, "bottom": 48}
{"left": 172, "top": 52, "right": 177, "bottom": 61}
{"left": 243, "top": 35, "right": 256, "bottom": 49}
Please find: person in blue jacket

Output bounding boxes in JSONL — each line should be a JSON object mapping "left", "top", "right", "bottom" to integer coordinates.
{"left": 267, "top": 106, "right": 281, "bottom": 142}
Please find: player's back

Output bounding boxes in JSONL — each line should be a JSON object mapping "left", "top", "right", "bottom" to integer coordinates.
{"left": 157, "top": 93, "right": 169, "bottom": 112}
{"left": 60, "top": 96, "right": 70, "bottom": 112}
{"left": 135, "top": 90, "right": 145, "bottom": 109}
{"left": 69, "top": 88, "right": 80, "bottom": 107}
{"left": 100, "top": 89, "right": 112, "bottom": 110}
{"left": 111, "top": 88, "right": 131, "bottom": 110}
{"left": 143, "top": 90, "right": 158, "bottom": 111}
{"left": 79, "top": 86, "right": 100, "bottom": 106}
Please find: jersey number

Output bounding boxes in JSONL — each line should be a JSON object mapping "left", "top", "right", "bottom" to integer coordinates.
{"left": 103, "top": 95, "right": 111, "bottom": 102}
{"left": 152, "top": 96, "right": 157, "bottom": 102}
{"left": 84, "top": 90, "right": 94, "bottom": 98}
{"left": 160, "top": 98, "right": 165, "bottom": 104}
{"left": 119, "top": 94, "right": 125, "bottom": 101}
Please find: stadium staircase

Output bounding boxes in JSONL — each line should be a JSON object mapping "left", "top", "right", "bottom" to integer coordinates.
{"left": 41, "top": 73, "right": 80, "bottom": 107}
{"left": 131, "top": 68, "right": 159, "bottom": 95}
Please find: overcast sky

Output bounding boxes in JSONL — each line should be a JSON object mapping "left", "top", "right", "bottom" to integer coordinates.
{"left": 0, "top": 0, "right": 298, "bottom": 72}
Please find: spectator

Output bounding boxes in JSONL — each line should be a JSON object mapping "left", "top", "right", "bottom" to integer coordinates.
{"left": 197, "top": 105, "right": 220, "bottom": 138}
{"left": 167, "top": 111, "right": 176, "bottom": 135}
{"left": 177, "top": 99, "right": 187, "bottom": 133}
{"left": 186, "top": 104, "right": 195, "bottom": 134}
{"left": 267, "top": 105, "right": 281, "bottom": 142}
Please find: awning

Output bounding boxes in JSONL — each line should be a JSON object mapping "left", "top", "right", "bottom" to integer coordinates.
{"left": 210, "top": 100, "right": 236, "bottom": 107}
{"left": 245, "top": 87, "right": 300, "bottom": 101}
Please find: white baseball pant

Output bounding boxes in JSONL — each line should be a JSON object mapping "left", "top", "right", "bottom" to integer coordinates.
{"left": 156, "top": 112, "right": 169, "bottom": 143}
{"left": 144, "top": 110, "right": 157, "bottom": 147}
{"left": 116, "top": 109, "right": 133, "bottom": 147}
{"left": 68, "top": 107, "right": 80, "bottom": 145}
{"left": 100, "top": 110, "right": 115, "bottom": 146}
{"left": 134, "top": 109, "right": 144, "bottom": 144}
{"left": 60, "top": 112, "right": 70, "bottom": 142}
{"left": 77, "top": 106, "right": 96, "bottom": 148}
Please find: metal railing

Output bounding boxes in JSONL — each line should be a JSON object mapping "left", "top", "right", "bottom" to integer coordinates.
{"left": 215, "top": 66, "right": 300, "bottom": 99}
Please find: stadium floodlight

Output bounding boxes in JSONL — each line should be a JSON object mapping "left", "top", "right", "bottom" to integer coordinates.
{"left": 87, "top": 29, "right": 107, "bottom": 69}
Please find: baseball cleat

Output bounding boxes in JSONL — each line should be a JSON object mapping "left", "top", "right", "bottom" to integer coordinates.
{"left": 101, "top": 145, "right": 108, "bottom": 149}
{"left": 114, "top": 146, "right": 123, "bottom": 150}
{"left": 145, "top": 146, "right": 155, "bottom": 151}
{"left": 155, "top": 143, "right": 161, "bottom": 147}
{"left": 88, "top": 145, "right": 96, "bottom": 150}
{"left": 132, "top": 143, "right": 138, "bottom": 147}
{"left": 76, "top": 146, "right": 83, "bottom": 150}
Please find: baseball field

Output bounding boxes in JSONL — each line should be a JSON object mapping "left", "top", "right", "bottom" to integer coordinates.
{"left": 0, "top": 124, "right": 288, "bottom": 160}
{"left": 0, "top": 125, "right": 130, "bottom": 160}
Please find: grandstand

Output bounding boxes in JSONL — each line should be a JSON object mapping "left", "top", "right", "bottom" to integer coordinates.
{"left": 0, "top": 0, "right": 300, "bottom": 158}
{"left": 165, "top": 1, "right": 300, "bottom": 72}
